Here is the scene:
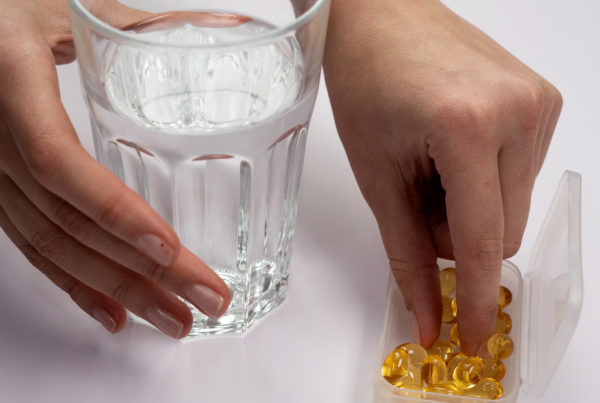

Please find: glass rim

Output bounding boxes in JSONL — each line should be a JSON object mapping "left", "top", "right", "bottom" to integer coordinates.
{"left": 68, "top": 0, "right": 330, "bottom": 49}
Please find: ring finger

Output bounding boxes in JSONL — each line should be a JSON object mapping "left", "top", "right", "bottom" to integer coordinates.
{"left": 0, "top": 174, "right": 192, "bottom": 338}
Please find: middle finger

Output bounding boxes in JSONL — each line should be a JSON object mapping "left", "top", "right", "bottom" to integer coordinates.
{"left": 0, "top": 174, "right": 192, "bottom": 338}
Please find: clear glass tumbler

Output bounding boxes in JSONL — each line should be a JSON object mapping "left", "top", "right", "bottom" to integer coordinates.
{"left": 68, "top": 0, "right": 330, "bottom": 335}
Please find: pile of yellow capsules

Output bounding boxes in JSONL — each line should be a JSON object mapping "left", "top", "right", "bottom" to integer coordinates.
{"left": 381, "top": 267, "right": 514, "bottom": 399}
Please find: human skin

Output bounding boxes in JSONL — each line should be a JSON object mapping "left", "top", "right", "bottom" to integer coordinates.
{"left": 0, "top": 0, "right": 561, "bottom": 352}
{"left": 0, "top": 0, "right": 230, "bottom": 339}
{"left": 323, "top": 0, "right": 561, "bottom": 354}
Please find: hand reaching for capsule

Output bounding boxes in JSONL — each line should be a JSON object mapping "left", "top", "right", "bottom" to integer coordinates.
{"left": 324, "top": 0, "right": 562, "bottom": 354}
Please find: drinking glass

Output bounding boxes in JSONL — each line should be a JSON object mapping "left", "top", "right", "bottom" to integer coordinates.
{"left": 68, "top": 0, "right": 331, "bottom": 335}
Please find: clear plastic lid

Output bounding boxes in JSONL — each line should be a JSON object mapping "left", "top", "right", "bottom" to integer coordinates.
{"left": 522, "top": 171, "right": 583, "bottom": 396}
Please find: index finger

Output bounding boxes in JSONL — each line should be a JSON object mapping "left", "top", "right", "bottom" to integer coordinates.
{"left": 442, "top": 153, "right": 504, "bottom": 356}
{"left": 0, "top": 44, "right": 180, "bottom": 268}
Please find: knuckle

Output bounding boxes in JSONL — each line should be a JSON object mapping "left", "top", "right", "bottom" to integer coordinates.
{"left": 140, "top": 259, "right": 168, "bottom": 284}
{"left": 503, "top": 240, "right": 521, "bottom": 258}
{"left": 472, "top": 237, "right": 504, "bottom": 272}
{"left": 24, "top": 139, "right": 62, "bottom": 184}
{"left": 51, "top": 199, "right": 94, "bottom": 242}
{"left": 549, "top": 84, "right": 563, "bottom": 112}
{"left": 95, "top": 191, "right": 126, "bottom": 231}
{"left": 109, "top": 276, "right": 136, "bottom": 305}
{"left": 515, "top": 79, "right": 545, "bottom": 130}
{"left": 436, "top": 96, "right": 492, "bottom": 133}
{"left": 30, "top": 227, "right": 67, "bottom": 263}
{"left": 62, "top": 277, "right": 83, "bottom": 301}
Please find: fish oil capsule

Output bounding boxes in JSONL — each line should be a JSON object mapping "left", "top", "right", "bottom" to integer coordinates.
{"left": 495, "top": 311, "right": 512, "bottom": 334}
{"left": 424, "top": 381, "right": 461, "bottom": 396}
{"left": 446, "top": 353, "right": 467, "bottom": 380}
{"left": 430, "top": 340, "right": 456, "bottom": 363}
{"left": 405, "top": 365, "right": 423, "bottom": 387}
{"left": 421, "top": 354, "right": 448, "bottom": 385}
{"left": 449, "top": 324, "right": 460, "bottom": 346}
{"left": 439, "top": 267, "right": 457, "bottom": 296}
{"left": 487, "top": 333, "right": 514, "bottom": 360}
{"left": 462, "top": 377, "right": 503, "bottom": 399}
{"left": 442, "top": 295, "right": 456, "bottom": 324}
{"left": 452, "top": 356, "right": 484, "bottom": 389}
{"left": 382, "top": 348, "right": 410, "bottom": 384}
{"left": 498, "top": 285, "right": 512, "bottom": 308}
{"left": 398, "top": 343, "right": 428, "bottom": 366}
{"left": 451, "top": 297, "right": 458, "bottom": 318}
{"left": 480, "top": 358, "right": 506, "bottom": 381}
{"left": 389, "top": 364, "right": 422, "bottom": 388}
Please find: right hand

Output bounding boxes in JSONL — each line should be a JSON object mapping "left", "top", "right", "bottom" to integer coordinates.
{"left": 0, "top": 0, "right": 230, "bottom": 338}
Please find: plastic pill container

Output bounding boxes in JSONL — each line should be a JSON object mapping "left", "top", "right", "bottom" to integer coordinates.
{"left": 373, "top": 171, "right": 583, "bottom": 403}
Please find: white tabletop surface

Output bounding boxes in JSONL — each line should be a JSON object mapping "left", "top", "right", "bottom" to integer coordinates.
{"left": 1, "top": 1, "right": 598, "bottom": 402}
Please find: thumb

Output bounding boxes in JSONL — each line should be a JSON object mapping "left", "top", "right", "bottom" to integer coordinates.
{"left": 376, "top": 192, "right": 442, "bottom": 348}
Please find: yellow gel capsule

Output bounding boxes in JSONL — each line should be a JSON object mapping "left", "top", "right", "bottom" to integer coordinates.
{"left": 498, "top": 285, "right": 512, "bottom": 308}
{"left": 406, "top": 365, "right": 423, "bottom": 387}
{"left": 441, "top": 296, "right": 456, "bottom": 324}
{"left": 388, "top": 364, "right": 422, "bottom": 388}
{"left": 495, "top": 311, "right": 512, "bottom": 334}
{"left": 487, "top": 333, "right": 514, "bottom": 360}
{"left": 430, "top": 340, "right": 456, "bottom": 363}
{"left": 451, "top": 297, "right": 458, "bottom": 318}
{"left": 452, "top": 356, "right": 484, "bottom": 389}
{"left": 462, "top": 377, "right": 503, "bottom": 399}
{"left": 442, "top": 295, "right": 456, "bottom": 324}
{"left": 446, "top": 353, "right": 468, "bottom": 380}
{"left": 439, "top": 267, "right": 457, "bottom": 296}
{"left": 424, "top": 381, "right": 461, "bottom": 396}
{"left": 480, "top": 358, "right": 506, "bottom": 381}
{"left": 398, "top": 343, "right": 428, "bottom": 367}
{"left": 421, "top": 354, "right": 448, "bottom": 385}
{"left": 382, "top": 348, "right": 410, "bottom": 384}
{"left": 449, "top": 324, "right": 460, "bottom": 346}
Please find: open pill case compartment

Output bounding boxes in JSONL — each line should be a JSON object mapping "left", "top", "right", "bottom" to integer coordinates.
{"left": 373, "top": 171, "right": 583, "bottom": 403}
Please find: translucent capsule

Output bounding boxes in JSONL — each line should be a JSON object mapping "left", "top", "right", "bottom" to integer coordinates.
{"left": 398, "top": 343, "right": 428, "bottom": 366}
{"left": 487, "top": 333, "right": 514, "bottom": 360}
{"left": 452, "top": 356, "right": 484, "bottom": 389}
{"left": 424, "top": 381, "right": 461, "bottom": 396}
{"left": 439, "top": 267, "right": 457, "bottom": 296}
{"left": 388, "top": 364, "right": 423, "bottom": 388}
{"left": 421, "top": 354, "right": 448, "bottom": 385}
{"left": 498, "top": 285, "right": 512, "bottom": 308}
{"left": 451, "top": 297, "right": 458, "bottom": 318}
{"left": 462, "top": 377, "right": 503, "bottom": 399}
{"left": 446, "top": 353, "right": 467, "bottom": 380}
{"left": 480, "top": 358, "right": 506, "bottom": 381}
{"left": 430, "top": 340, "right": 456, "bottom": 363}
{"left": 442, "top": 295, "right": 456, "bottom": 324}
{"left": 406, "top": 365, "right": 423, "bottom": 387}
{"left": 495, "top": 311, "right": 512, "bottom": 334}
{"left": 449, "top": 324, "right": 460, "bottom": 346}
{"left": 382, "top": 348, "right": 410, "bottom": 384}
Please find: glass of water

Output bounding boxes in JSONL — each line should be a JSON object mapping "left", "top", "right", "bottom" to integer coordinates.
{"left": 68, "top": 0, "right": 331, "bottom": 335}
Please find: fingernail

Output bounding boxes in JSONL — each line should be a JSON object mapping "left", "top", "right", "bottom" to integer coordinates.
{"left": 186, "top": 284, "right": 224, "bottom": 318}
{"left": 137, "top": 234, "right": 173, "bottom": 266}
{"left": 408, "top": 310, "right": 422, "bottom": 344}
{"left": 146, "top": 307, "right": 184, "bottom": 338}
{"left": 92, "top": 307, "right": 117, "bottom": 333}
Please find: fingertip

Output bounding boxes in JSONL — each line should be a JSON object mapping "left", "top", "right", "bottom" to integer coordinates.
{"left": 455, "top": 300, "right": 497, "bottom": 356}
{"left": 414, "top": 298, "right": 442, "bottom": 349}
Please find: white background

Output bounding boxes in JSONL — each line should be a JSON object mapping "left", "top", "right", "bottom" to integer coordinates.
{"left": 0, "top": 1, "right": 598, "bottom": 402}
